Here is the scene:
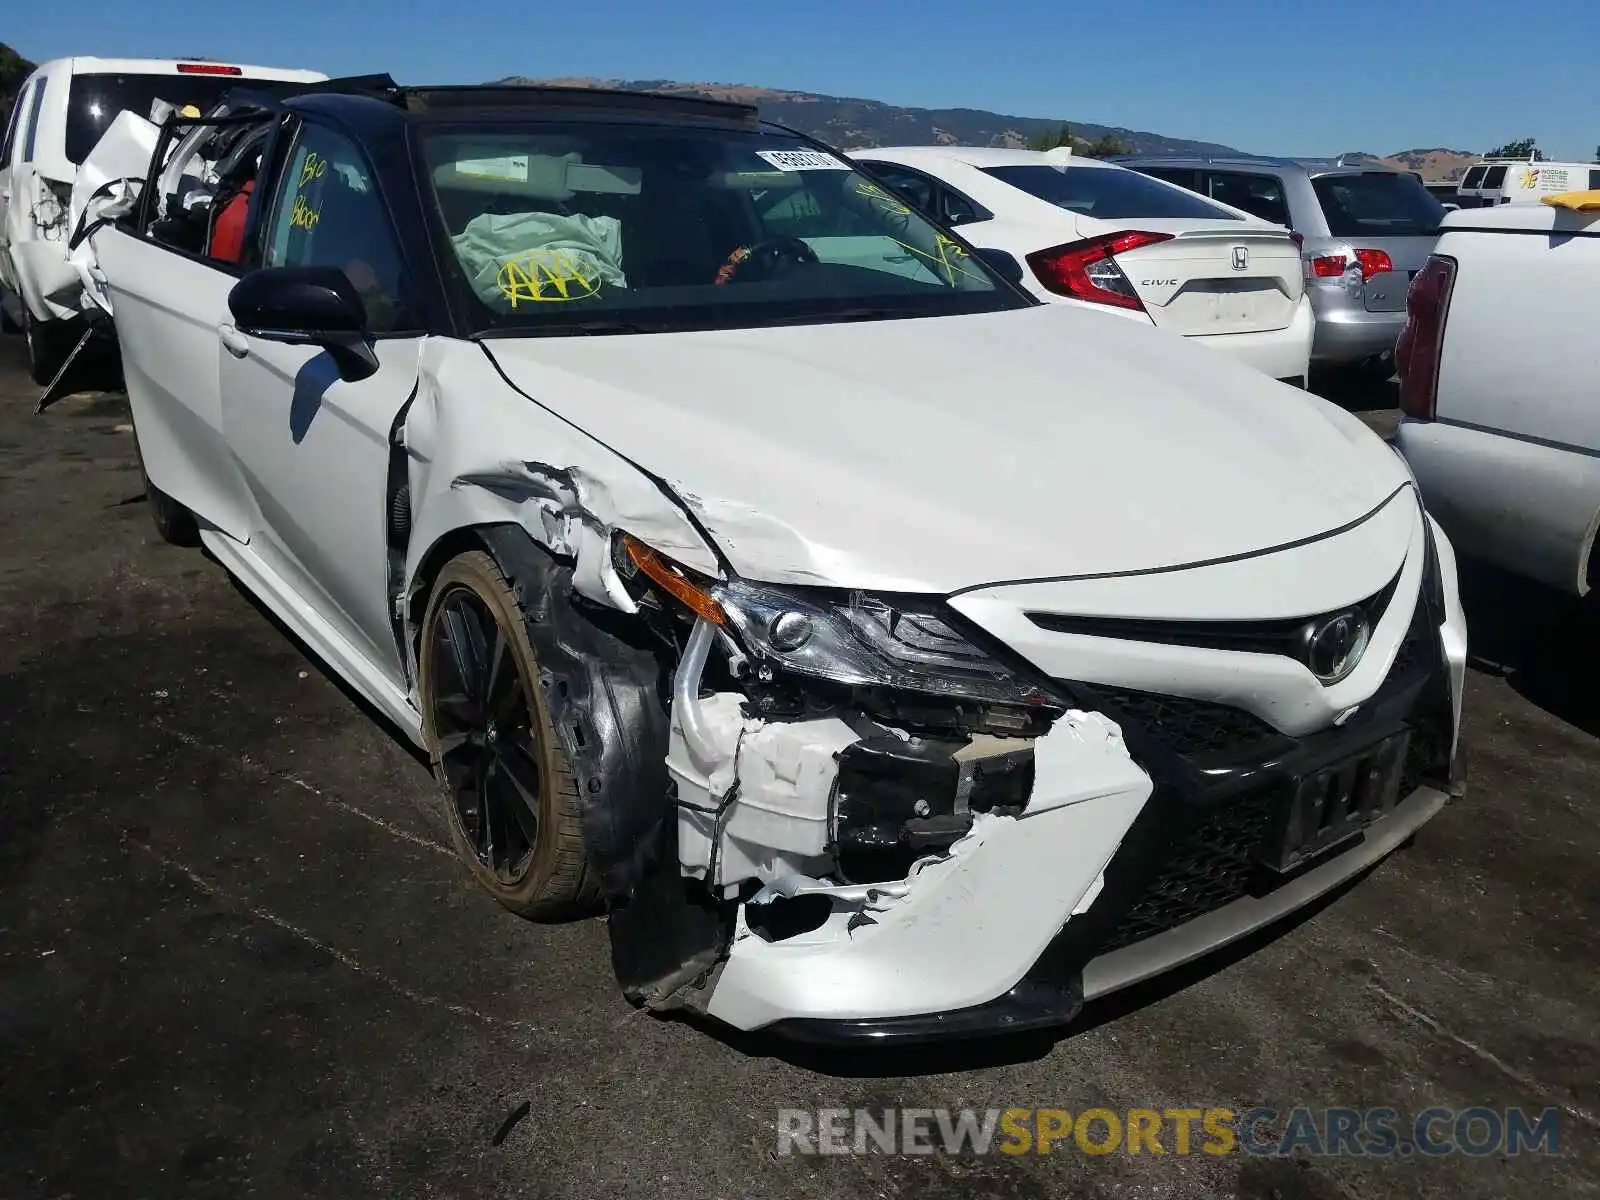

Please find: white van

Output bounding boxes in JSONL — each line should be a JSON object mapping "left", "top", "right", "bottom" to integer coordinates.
{"left": 1455, "top": 157, "right": 1600, "bottom": 210}
{"left": 0, "top": 56, "right": 324, "bottom": 382}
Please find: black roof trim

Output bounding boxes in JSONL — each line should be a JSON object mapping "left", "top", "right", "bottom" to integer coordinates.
{"left": 210, "top": 73, "right": 400, "bottom": 120}
{"left": 249, "top": 72, "right": 400, "bottom": 104}
{"left": 396, "top": 84, "right": 759, "bottom": 123}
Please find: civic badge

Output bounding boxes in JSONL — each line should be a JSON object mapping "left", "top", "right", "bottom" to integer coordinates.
{"left": 1303, "top": 611, "right": 1370, "bottom": 685}
{"left": 1232, "top": 245, "right": 1250, "bottom": 271}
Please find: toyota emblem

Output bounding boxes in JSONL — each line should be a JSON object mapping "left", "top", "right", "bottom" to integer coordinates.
{"left": 1231, "top": 246, "right": 1250, "bottom": 271}
{"left": 1303, "top": 612, "right": 1370, "bottom": 684}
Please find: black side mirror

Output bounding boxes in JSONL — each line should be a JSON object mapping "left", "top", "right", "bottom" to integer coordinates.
{"left": 974, "top": 246, "right": 1025, "bottom": 286}
{"left": 228, "top": 265, "right": 378, "bottom": 381}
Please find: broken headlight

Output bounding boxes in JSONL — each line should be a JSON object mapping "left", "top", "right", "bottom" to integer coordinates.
{"left": 713, "top": 578, "right": 1052, "bottom": 710}
{"left": 614, "top": 534, "right": 1059, "bottom": 722}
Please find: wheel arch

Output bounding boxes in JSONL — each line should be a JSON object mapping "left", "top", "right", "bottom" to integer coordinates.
{"left": 405, "top": 519, "right": 681, "bottom": 906}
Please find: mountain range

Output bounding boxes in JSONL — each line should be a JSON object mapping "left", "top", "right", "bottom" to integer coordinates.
{"left": 509, "top": 78, "right": 1481, "bottom": 179}
{"left": 506, "top": 76, "right": 1249, "bottom": 157}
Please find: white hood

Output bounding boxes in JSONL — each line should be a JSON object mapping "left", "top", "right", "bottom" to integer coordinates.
{"left": 485, "top": 304, "right": 1406, "bottom": 594}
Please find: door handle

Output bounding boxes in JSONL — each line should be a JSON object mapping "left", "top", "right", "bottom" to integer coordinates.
{"left": 218, "top": 323, "right": 250, "bottom": 359}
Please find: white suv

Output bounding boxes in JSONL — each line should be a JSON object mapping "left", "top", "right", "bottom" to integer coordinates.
{"left": 0, "top": 56, "right": 324, "bottom": 382}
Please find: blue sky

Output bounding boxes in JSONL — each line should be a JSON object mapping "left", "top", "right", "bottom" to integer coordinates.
{"left": 8, "top": 0, "right": 1597, "bottom": 159}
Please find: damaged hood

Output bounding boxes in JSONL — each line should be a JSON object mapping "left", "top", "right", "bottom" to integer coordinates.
{"left": 484, "top": 305, "right": 1407, "bottom": 593}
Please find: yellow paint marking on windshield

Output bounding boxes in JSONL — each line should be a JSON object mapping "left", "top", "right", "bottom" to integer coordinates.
{"left": 289, "top": 195, "right": 320, "bottom": 230}
{"left": 855, "top": 180, "right": 912, "bottom": 219}
{"left": 497, "top": 250, "right": 602, "bottom": 306}
{"left": 298, "top": 152, "right": 328, "bottom": 190}
{"left": 888, "top": 234, "right": 986, "bottom": 286}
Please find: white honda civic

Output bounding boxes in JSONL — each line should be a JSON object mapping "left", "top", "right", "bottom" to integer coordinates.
{"left": 89, "top": 80, "right": 1466, "bottom": 1043}
{"left": 851, "top": 145, "right": 1316, "bottom": 387}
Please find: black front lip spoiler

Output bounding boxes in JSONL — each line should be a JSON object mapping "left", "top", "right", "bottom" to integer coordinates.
{"left": 765, "top": 975, "right": 1083, "bottom": 1046}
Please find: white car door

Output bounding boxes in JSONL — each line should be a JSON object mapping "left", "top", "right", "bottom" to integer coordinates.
{"left": 0, "top": 76, "right": 43, "bottom": 296}
{"left": 218, "top": 119, "right": 423, "bottom": 684}
{"left": 94, "top": 225, "right": 258, "bottom": 542}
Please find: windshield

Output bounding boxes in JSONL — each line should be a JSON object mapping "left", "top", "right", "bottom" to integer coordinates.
{"left": 65, "top": 73, "right": 301, "bottom": 164}
{"left": 1311, "top": 172, "right": 1445, "bottom": 238}
{"left": 984, "top": 163, "right": 1240, "bottom": 221}
{"left": 419, "top": 122, "right": 1024, "bottom": 336}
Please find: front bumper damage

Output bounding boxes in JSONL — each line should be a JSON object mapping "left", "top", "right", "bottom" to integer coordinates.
{"left": 668, "top": 644, "right": 1152, "bottom": 1033}
{"left": 611, "top": 504, "right": 1467, "bottom": 1043}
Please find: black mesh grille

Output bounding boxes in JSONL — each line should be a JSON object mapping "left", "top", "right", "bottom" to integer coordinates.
{"left": 1087, "top": 685, "right": 1286, "bottom": 760}
{"left": 1096, "top": 623, "right": 1451, "bottom": 954}
{"left": 1099, "top": 784, "right": 1282, "bottom": 953}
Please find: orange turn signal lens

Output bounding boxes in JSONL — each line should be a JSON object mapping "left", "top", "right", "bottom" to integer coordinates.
{"left": 621, "top": 535, "right": 725, "bottom": 625}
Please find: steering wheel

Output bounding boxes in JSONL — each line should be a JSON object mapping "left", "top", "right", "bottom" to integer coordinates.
{"left": 714, "top": 235, "right": 819, "bottom": 285}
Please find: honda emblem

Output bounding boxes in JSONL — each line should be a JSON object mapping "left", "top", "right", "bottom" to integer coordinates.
{"left": 1231, "top": 246, "right": 1250, "bottom": 271}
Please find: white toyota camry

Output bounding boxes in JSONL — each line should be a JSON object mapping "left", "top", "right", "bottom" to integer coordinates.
{"left": 851, "top": 145, "right": 1315, "bottom": 386}
{"left": 88, "top": 80, "right": 1466, "bottom": 1043}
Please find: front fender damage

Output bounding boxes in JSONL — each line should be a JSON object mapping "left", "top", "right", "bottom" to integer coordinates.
{"left": 396, "top": 342, "right": 717, "bottom": 899}
{"left": 397, "top": 341, "right": 1152, "bottom": 1031}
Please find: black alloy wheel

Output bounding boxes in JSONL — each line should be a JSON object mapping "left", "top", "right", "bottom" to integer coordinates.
{"left": 418, "top": 550, "right": 597, "bottom": 918}
{"left": 429, "top": 585, "right": 543, "bottom": 884}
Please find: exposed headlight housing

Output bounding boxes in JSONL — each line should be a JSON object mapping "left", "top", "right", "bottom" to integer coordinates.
{"left": 614, "top": 534, "right": 1057, "bottom": 717}
{"left": 715, "top": 578, "right": 1053, "bottom": 709}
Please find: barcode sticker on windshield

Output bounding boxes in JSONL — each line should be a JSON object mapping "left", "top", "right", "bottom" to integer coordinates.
{"left": 755, "top": 149, "right": 851, "bottom": 172}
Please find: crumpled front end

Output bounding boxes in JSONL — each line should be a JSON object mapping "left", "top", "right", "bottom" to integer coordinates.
{"left": 665, "top": 618, "right": 1152, "bottom": 1033}
{"left": 410, "top": 347, "right": 1463, "bottom": 1042}
{"left": 598, "top": 485, "right": 1463, "bottom": 1040}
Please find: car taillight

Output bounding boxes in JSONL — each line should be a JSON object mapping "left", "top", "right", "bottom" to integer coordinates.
{"left": 1310, "top": 254, "right": 1349, "bottom": 277}
{"left": 1353, "top": 248, "right": 1395, "bottom": 280}
{"left": 1396, "top": 254, "right": 1457, "bottom": 421}
{"left": 1025, "top": 231, "right": 1174, "bottom": 311}
{"left": 176, "top": 62, "right": 244, "bottom": 75}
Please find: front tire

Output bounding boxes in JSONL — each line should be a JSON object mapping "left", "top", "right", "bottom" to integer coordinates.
{"left": 419, "top": 550, "right": 599, "bottom": 920}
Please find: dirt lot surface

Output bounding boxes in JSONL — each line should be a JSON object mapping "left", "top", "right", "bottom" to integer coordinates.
{"left": 1, "top": 342, "right": 1595, "bottom": 1199}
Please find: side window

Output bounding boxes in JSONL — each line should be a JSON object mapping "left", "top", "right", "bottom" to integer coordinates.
{"left": 862, "top": 163, "right": 983, "bottom": 226}
{"left": 1205, "top": 171, "right": 1291, "bottom": 227}
{"left": 2, "top": 80, "right": 34, "bottom": 165}
{"left": 1590, "top": 169, "right": 1600, "bottom": 191}
{"left": 263, "top": 123, "right": 412, "bottom": 332}
{"left": 868, "top": 164, "right": 937, "bottom": 216}
{"left": 19, "top": 78, "right": 48, "bottom": 165}
{"left": 1142, "top": 166, "right": 1201, "bottom": 193}
{"left": 941, "top": 187, "right": 982, "bottom": 226}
